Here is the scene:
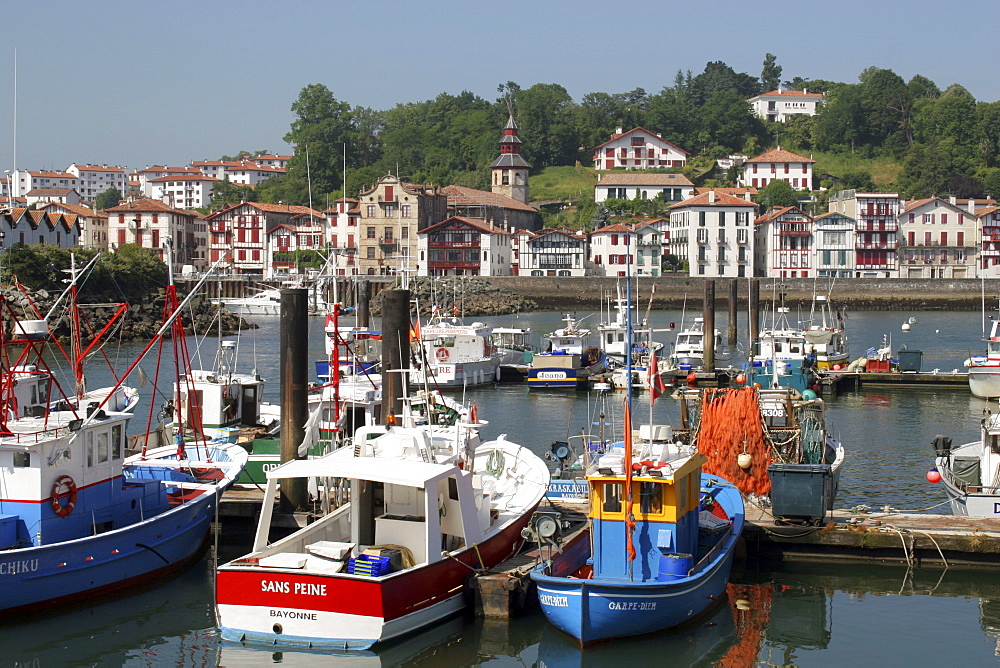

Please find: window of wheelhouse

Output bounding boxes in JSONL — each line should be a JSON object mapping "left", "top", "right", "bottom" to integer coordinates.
{"left": 594, "top": 481, "right": 623, "bottom": 514}
{"left": 13, "top": 451, "right": 29, "bottom": 467}
{"left": 640, "top": 481, "right": 663, "bottom": 514}
{"left": 112, "top": 424, "right": 123, "bottom": 459}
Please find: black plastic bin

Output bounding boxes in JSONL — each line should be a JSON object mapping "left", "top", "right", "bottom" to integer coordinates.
{"left": 768, "top": 463, "right": 834, "bottom": 523}
{"left": 897, "top": 349, "right": 922, "bottom": 372}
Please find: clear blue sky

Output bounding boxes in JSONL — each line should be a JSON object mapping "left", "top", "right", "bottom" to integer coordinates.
{"left": 3, "top": 0, "right": 998, "bottom": 174}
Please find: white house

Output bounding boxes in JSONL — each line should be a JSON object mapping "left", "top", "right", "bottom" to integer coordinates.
{"left": 592, "top": 127, "right": 689, "bottom": 171}
{"left": 11, "top": 170, "right": 80, "bottom": 198}
{"left": 416, "top": 216, "right": 512, "bottom": 277}
{"left": 148, "top": 174, "right": 218, "bottom": 210}
{"left": 133, "top": 166, "right": 203, "bottom": 197}
{"left": 514, "top": 227, "right": 587, "bottom": 277}
{"left": 595, "top": 172, "right": 694, "bottom": 204}
{"left": 978, "top": 205, "right": 1000, "bottom": 278}
{"left": 754, "top": 206, "right": 814, "bottom": 278}
{"left": 24, "top": 188, "right": 81, "bottom": 207}
{"left": 634, "top": 219, "right": 669, "bottom": 277}
{"left": 266, "top": 221, "right": 326, "bottom": 278}
{"left": 748, "top": 89, "right": 824, "bottom": 122}
{"left": 588, "top": 223, "right": 636, "bottom": 277}
{"left": 203, "top": 201, "right": 324, "bottom": 274}
{"left": 67, "top": 164, "right": 128, "bottom": 201}
{"left": 742, "top": 147, "right": 815, "bottom": 191}
{"left": 813, "top": 212, "right": 856, "bottom": 278}
{"left": 0, "top": 208, "right": 80, "bottom": 248}
{"left": 224, "top": 163, "right": 285, "bottom": 186}
{"left": 253, "top": 154, "right": 292, "bottom": 169}
{"left": 897, "top": 196, "right": 978, "bottom": 279}
{"left": 828, "top": 190, "right": 901, "bottom": 278}
{"left": 667, "top": 190, "right": 756, "bottom": 278}
{"left": 104, "top": 198, "right": 207, "bottom": 271}
{"left": 323, "top": 197, "right": 361, "bottom": 276}
{"left": 38, "top": 202, "right": 108, "bottom": 251}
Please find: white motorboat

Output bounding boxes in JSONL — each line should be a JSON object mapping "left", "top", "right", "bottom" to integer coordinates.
{"left": 934, "top": 412, "right": 1000, "bottom": 516}
{"left": 411, "top": 315, "right": 503, "bottom": 388}
{"left": 966, "top": 310, "right": 1000, "bottom": 399}
{"left": 670, "top": 317, "right": 730, "bottom": 371}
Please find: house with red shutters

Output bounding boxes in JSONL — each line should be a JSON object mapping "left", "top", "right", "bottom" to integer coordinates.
{"left": 104, "top": 198, "right": 206, "bottom": 270}
{"left": 322, "top": 197, "right": 361, "bottom": 276}
{"left": 741, "top": 147, "right": 815, "bottom": 191}
{"left": 204, "top": 201, "right": 323, "bottom": 274}
{"left": 754, "top": 206, "right": 814, "bottom": 278}
{"left": 592, "top": 127, "right": 689, "bottom": 171}
{"left": 416, "top": 216, "right": 512, "bottom": 276}
{"left": 897, "top": 196, "right": 978, "bottom": 279}
{"left": 588, "top": 223, "right": 636, "bottom": 277}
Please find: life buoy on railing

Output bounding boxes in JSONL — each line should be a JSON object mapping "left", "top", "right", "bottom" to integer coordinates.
{"left": 50, "top": 475, "right": 77, "bottom": 517}
{"left": 436, "top": 348, "right": 450, "bottom": 363}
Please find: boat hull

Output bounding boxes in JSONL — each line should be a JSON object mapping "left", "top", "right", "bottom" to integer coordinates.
{"left": 410, "top": 358, "right": 501, "bottom": 388}
{"left": 0, "top": 492, "right": 215, "bottom": 615}
{"left": 968, "top": 366, "right": 1000, "bottom": 399}
{"left": 217, "top": 502, "right": 538, "bottom": 649}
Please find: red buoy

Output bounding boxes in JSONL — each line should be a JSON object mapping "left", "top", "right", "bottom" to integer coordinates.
{"left": 736, "top": 373, "right": 746, "bottom": 385}
{"left": 926, "top": 469, "right": 942, "bottom": 483}
{"left": 686, "top": 372, "right": 697, "bottom": 384}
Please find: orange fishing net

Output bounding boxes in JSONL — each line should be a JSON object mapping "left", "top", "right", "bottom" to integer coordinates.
{"left": 719, "top": 582, "right": 774, "bottom": 667}
{"left": 695, "top": 388, "right": 772, "bottom": 497}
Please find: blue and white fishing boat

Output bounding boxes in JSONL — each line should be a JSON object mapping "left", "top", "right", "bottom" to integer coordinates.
{"left": 0, "top": 258, "right": 248, "bottom": 616}
{"left": 528, "top": 313, "right": 606, "bottom": 390}
{"left": 532, "top": 276, "right": 744, "bottom": 645}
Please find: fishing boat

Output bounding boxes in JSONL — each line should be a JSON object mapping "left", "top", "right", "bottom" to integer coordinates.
{"left": 965, "top": 309, "right": 1000, "bottom": 399}
{"left": 531, "top": 408, "right": 744, "bottom": 644}
{"left": 0, "top": 259, "right": 248, "bottom": 615}
{"left": 932, "top": 411, "right": 1000, "bottom": 517}
{"left": 411, "top": 314, "right": 503, "bottom": 388}
{"left": 802, "top": 294, "right": 849, "bottom": 370}
{"left": 528, "top": 313, "right": 606, "bottom": 390}
{"left": 597, "top": 293, "right": 663, "bottom": 367}
{"left": 216, "top": 403, "right": 550, "bottom": 650}
{"left": 679, "top": 386, "right": 844, "bottom": 525}
{"left": 216, "top": 277, "right": 333, "bottom": 317}
{"left": 669, "top": 318, "right": 730, "bottom": 371}
{"left": 489, "top": 326, "right": 537, "bottom": 365}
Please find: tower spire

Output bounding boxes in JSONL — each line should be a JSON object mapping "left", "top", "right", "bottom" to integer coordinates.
{"left": 490, "top": 116, "right": 531, "bottom": 205}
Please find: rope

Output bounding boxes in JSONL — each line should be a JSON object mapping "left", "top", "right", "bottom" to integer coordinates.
{"left": 486, "top": 450, "right": 505, "bottom": 478}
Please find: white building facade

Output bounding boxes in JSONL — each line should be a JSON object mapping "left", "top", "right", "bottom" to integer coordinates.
{"left": 754, "top": 206, "right": 814, "bottom": 278}
{"left": 747, "top": 89, "right": 824, "bottom": 122}
{"left": 149, "top": 174, "right": 218, "bottom": 210}
{"left": 67, "top": 164, "right": 128, "bottom": 201}
{"left": 592, "top": 127, "right": 689, "bottom": 171}
{"left": 595, "top": 172, "right": 694, "bottom": 204}
{"left": 813, "top": 212, "right": 856, "bottom": 278}
{"left": 898, "top": 197, "right": 978, "bottom": 279}
{"left": 514, "top": 228, "right": 587, "bottom": 277}
{"left": 742, "top": 148, "right": 815, "bottom": 191}
{"left": 668, "top": 191, "right": 756, "bottom": 278}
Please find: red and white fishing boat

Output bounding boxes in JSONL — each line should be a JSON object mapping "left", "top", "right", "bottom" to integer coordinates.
{"left": 216, "top": 404, "right": 549, "bottom": 650}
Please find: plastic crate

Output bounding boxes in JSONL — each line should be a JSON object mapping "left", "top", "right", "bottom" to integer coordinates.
{"left": 348, "top": 555, "right": 392, "bottom": 577}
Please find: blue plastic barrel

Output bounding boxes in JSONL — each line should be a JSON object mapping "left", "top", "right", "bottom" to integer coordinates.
{"left": 679, "top": 363, "right": 692, "bottom": 372}
{"left": 657, "top": 552, "right": 694, "bottom": 581}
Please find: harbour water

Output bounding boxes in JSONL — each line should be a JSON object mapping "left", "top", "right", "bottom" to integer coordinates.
{"left": 6, "top": 308, "right": 1000, "bottom": 666}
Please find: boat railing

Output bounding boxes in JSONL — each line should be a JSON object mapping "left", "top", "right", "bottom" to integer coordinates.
{"left": 939, "top": 464, "right": 1000, "bottom": 494}
{"left": 1, "top": 425, "right": 74, "bottom": 445}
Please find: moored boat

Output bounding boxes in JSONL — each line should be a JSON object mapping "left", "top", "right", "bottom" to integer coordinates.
{"left": 411, "top": 314, "right": 503, "bottom": 388}
{"left": 531, "top": 403, "right": 744, "bottom": 644}
{"left": 669, "top": 317, "right": 729, "bottom": 371}
{"left": 933, "top": 412, "right": 1000, "bottom": 516}
{"left": 528, "top": 313, "right": 606, "bottom": 390}
{"left": 966, "top": 312, "right": 1000, "bottom": 399}
{"left": 216, "top": 405, "right": 549, "bottom": 650}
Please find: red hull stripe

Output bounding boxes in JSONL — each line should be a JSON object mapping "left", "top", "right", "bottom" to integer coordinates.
{"left": 217, "top": 507, "right": 536, "bottom": 621}
{"left": 0, "top": 474, "right": 125, "bottom": 504}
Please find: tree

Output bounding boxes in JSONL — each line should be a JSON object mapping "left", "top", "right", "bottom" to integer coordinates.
{"left": 945, "top": 175, "right": 984, "bottom": 199}
{"left": 280, "top": 83, "right": 355, "bottom": 204}
{"left": 760, "top": 53, "right": 782, "bottom": 93}
{"left": 839, "top": 170, "right": 876, "bottom": 192}
{"left": 907, "top": 74, "right": 940, "bottom": 100}
{"left": 220, "top": 149, "right": 269, "bottom": 161}
{"left": 757, "top": 179, "right": 800, "bottom": 209}
{"left": 94, "top": 187, "right": 122, "bottom": 211}
{"left": 690, "top": 61, "right": 760, "bottom": 105}
{"left": 662, "top": 253, "right": 681, "bottom": 273}
{"left": 698, "top": 91, "right": 765, "bottom": 154}
{"left": 505, "top": 83, "right": 577, "bottom": 169}
{"left": 859, "top": 67, "right": 913, "bottom": 146}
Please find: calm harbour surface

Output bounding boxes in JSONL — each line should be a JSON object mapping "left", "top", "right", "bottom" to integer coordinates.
{"left": 6, "top": 308, "right": 1000, "bottom": 667}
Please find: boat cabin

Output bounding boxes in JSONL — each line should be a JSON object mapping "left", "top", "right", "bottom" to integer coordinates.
{"left": 587, "top": 451, "right": 707, "bottom": 582}
{"left": 421, "top": 322, "right": 495, "bottom": 365}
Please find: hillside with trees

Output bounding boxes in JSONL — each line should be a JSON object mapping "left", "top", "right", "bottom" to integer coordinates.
{"left": 244, "top": 56, "right": 1000, "bottom": 223}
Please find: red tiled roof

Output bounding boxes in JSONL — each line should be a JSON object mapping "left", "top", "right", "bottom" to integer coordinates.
{"left": 440, "top": 185, "right": 537, "bottom": 213}
{"left": 136, "top": 166, "right": 202, "bottom": 175}
{"left": 148, "top": 174, "right": 218, "bottom": 182}
{"left": 27, "top": 171, "right": 76, "bottom": 178}
{"left": 593, "top": 126, "right": 690, "bottom": 154}
{"left": 597, "top": 173, "right": 693, "bottom": 187}
{"left": 39, "top": 202, "right": 99, "bottom": 217}
{"left": 102, "top": 197, "right": 197, "bottom": 216}
{"left": 692, "top": 186, "right": 759, "bottom": 197}
{"left": 751, "top": 89, "right": 824, "bottom": 99}
{"left": 755, "top": 206, "right": 810, "bottom": 224}
{"left": 72, "top": 164, "right": 125, "bottom": 172}
{"left": 669, "top": 192, "right": 757, "bottom": 209}
{"left": 746, "top": 148, "right": 815, "bottom": 164}
{"left": 590, "top": 223, "right": 635, "bottom": 235}
{"left": 419, "top": 216, "right": 510, "bottom": 236}
{"left": 25, "top": 188, "right": 75, "bottom": 196}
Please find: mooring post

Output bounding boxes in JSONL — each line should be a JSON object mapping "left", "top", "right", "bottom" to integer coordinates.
{"left": 728, "top": 278, "right": 738, "bottom": 347}
{"left": 380, "top": 289, "right": 410, "bottom": 424}
{"left": 357, "top": 280, "right": 371, "bottom": 328}
{"left": 279, "top": 288, "right": 309, "bottom": 512}
{"left": 703, "top": 279, "right": 715, "bottom": 371}
{"left": 749, "top": 278, "right": 760, "bottom": 359}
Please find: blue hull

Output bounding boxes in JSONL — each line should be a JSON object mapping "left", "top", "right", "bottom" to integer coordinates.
{"left": 0, "top": 492, "right": 216, "bottom": 615}
{"left": 532, "top": 474, "right": 744, "bottom": 645}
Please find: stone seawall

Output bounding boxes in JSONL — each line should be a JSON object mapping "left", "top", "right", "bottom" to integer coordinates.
{"left": 481, "top": 276, "right": 997, "bottom": 311}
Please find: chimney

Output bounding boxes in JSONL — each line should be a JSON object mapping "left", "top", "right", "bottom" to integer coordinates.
{"left": 744, "top": 191, "right": 752, "bottom": 202}
{"left": 615, "top": 126, "right": 623, "bottom": 135}
{"left": 969, "top": 199, "right": 977, "bottom": 214}
{"left": 803, "top": 88, "right": 808, "bottom": 95}
{"left": 708, "top": 190, "right": 716, "bottom": 204}
{"left": 950, "top": 195, "right": 957, "bottom": 206}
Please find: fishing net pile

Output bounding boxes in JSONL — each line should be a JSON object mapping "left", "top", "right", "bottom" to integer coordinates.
{"left": 694, "top": 387, "right": 772, "bottom": 497}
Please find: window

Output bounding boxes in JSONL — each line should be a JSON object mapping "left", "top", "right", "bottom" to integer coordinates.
{"left": 639, "top": 482, "right": 662, "bottom": 514}
{"left": 367, "top": 226, "right": 376, "bottom": 239}
{"left": 737, "top": 229, "right": 748, "bottom": 244}
{"left": 367, "top": 205, "right": 376, "bottom": 217}
{"left": 594, "top": 255, "right": 602, "bottom": 264}
{"left": 385, "top": 204, "right": 395, "bottom": 217}
{"left": 697, "top": 229, "right": 708, "bottom": 243}
{"left": 957, "top": 231, "right": 964, "bottom": 245}
{"left": 941, "top": 214, "right": 948, "bottom": 225}
{"left": 631, "top": 136, "right": 644, "bottom": 146}
{"left": 97, "top": 431, "right": 109, "bottom": 464}
{"left": 402, "top": 205, "right": 411, "bottom": 218}
{"left": 923, "top": 213, "right": 933, "bottom": 224}
{"left": 611, "top": 234, "right": 618, "bottom": 246}
{"left": 699, "top": 212, "right": 706, "bottom": 226}
{"left": 718, "top": 229, "right": 726, "bottom": 243}
{"left": 925, "top": 231, "right": 932, "bottom": 245}
{"left": 384, "top": 227, "right": 393, "bottom": 241}
{"left": 941, "top": 232, "right": 948, "bottom": 246}
{"left": 401, "top": 227, "right": 409, "bottom": 239}
{"left": 366, "top": 247, "right": 375, "bottom": 259}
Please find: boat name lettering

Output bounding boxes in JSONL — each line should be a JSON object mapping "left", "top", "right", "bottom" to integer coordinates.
{"left": 262, "top": 463, "right": 279, "bottom": 473}
{"left": 294, "top": 582, "right": 327, "bottom": 596}
{"left": 261, "top": 580, "right": 290, "bottom": 593}
{"left": 537, "top": 372, "right": 567, "bottom": 380}
{"left": 0, "top": 559, "right": 38, "bottom": 575}
{"left": 607, "top": 601, "right": 657, "bottom": 611}
{"left": 269, "top": 609, "right": 318, "bottom": 620}
{"left": 539, "top": 594, "right": 569, "bottom": 607}
{"left": 437, "top": 366, "right": 452, "bottom": 373}
{"left": 761, "top": 408, "right": 785, "bottom": 417}
{"left": 994, "top": 503, "right": 1000, "bottom": 514}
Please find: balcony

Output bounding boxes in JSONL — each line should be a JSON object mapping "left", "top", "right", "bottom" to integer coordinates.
{"left": 856, "top": 262, "right": 897, "bottom": 270}
{"left": 856, "top": 222, "right": 898, "bottom": 233}
{"left": 428, "top": 240, "right": 480, "bottom": 249}
{"left": 428, "top": 260, "right": 480, "bottom": 270}
{"left": 855, "top": 242, "right": 898, "bottom": 250}
{"left": 379, "top": 237, "right": 399, "bottom": 252}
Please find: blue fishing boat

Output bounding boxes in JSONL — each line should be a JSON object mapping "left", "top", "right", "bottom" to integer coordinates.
{"left": 528, "top": 313, "right": 606, "bottom": 390}
{"left": 531, "top": 410, "right": 744, "bottom": 644}
{"left": 0, "top": 259, "right": 248, "bottom": 616}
